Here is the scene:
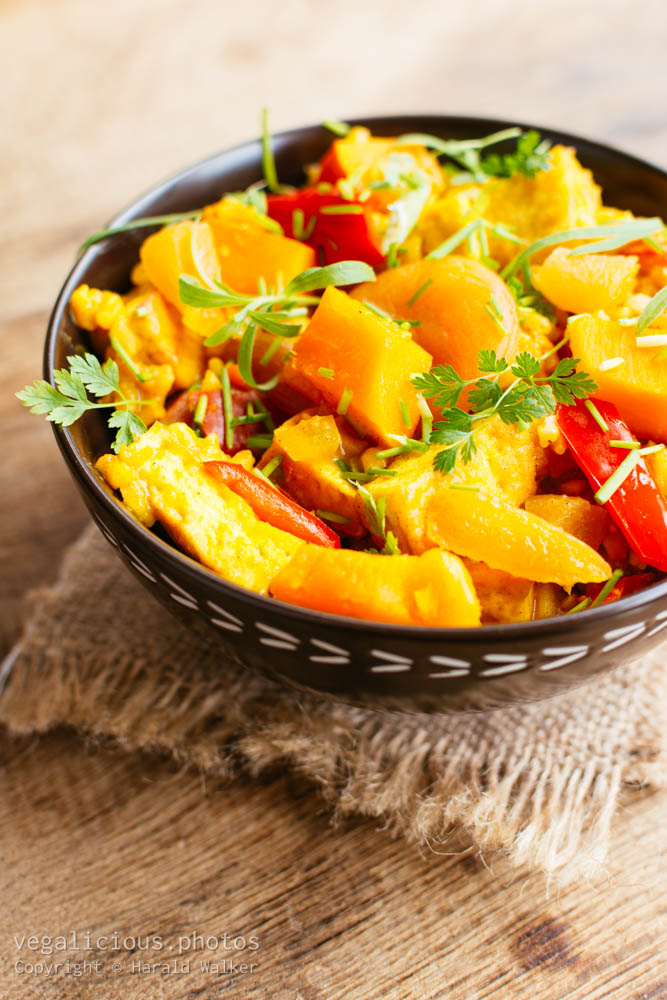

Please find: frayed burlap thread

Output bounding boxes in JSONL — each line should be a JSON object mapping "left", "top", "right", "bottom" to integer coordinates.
{"left": 1, "top": 525, "right": 665, "bottom": 884}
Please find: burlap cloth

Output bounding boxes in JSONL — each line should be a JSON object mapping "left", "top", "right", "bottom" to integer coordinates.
{"left": 2, "top": 524, "right": 665, "bottom": 884}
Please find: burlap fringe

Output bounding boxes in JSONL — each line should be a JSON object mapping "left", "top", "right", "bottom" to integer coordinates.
{"left": 1, "top": 525, "right": 665, "bottom": 884}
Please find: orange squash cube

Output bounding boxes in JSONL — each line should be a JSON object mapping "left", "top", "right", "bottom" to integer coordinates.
{"left": 270, "top": 546, "right": 481, "bottom": 626}
{"left": 288, "top": 287, "right": 432, "bottom": 446}
{"left": 568, "top": 315, "right": 667, "bottom": 441}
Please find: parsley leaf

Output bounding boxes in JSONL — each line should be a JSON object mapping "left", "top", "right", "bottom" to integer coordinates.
{"left": 479, "top": 130, "right": 551, "bottom": 179}
{"left": 18, "top": 352, "right": 151, "bottom": 451}
{"left": 413, "top": 346, "right": 597, "bottom": 474}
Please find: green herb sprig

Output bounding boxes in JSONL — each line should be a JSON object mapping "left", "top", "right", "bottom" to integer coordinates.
{"left": 412, "top": 350, "right": 597, "bottom": 473}
{"left": 17, "top": 353, "right": 149, "bottom": 452}
{"left": 179, "top": 260, "right": 375, "bottom": 388}
{"left": 356, "top": 485, "right": 400, "bottom": 555}
{"left": 396, "top": 127, "right": 550, "bottom": 184}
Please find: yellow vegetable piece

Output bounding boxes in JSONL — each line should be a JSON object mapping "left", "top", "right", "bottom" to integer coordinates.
{"left": 426, "top": 490, "right": 611, "bottom": 587}
{"left": 524, "top": 494, "right": 608, "bottom": 550}
{"left": 352, "top": 257, "right": 520, "bottom": 380}
{"left": 289, "top": 287, "right": 432, "bottom": 446}
{"left": 270, "top": 546, "right": 481, "bottom": 627}
{"left": 140, "top": 219, "right": 221, "bottom": 309}
{"left": 365, "top": 417, "right": 545, "bottom": 553}
{"left": 70, "top": 285, "right": 124, "bottom": 332}
{"left": 97, "top": 422, "right": 302, "bottom": 594}
{"left": 419, "top": 146, "right": 602, "bottom": 268}
{"left": 532, "top": 247, "right": 639, "bottom": 314}
{"left": 202, "top": 198, "right": 315, "bottom": 293}
{"left": 646, "top": 448, "right": 667, "bottom": 496}
{"left": 463, "top": 560, "right": 535, "bottom": 624}
{"left": 568, "top": 314, "right": 667, "bottom": 441}
{"left": 263, "top": 411, "right": 367, "bottom": 535}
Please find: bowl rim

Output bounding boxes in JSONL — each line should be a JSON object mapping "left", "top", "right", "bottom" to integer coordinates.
{"left": 44, "top": 112, "right": 667, "bottom": 642}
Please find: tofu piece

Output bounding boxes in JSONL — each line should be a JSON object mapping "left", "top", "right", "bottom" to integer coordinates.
{"left": 419, "top": 146, "right": 602, "bottom": 267}
{"left": 97, "top": 423, "right": 303, "bottom": 594}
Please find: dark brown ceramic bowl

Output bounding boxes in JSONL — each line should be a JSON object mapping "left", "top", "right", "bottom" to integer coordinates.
{"left": 45, "top": 115, "right": 667, "bottom": 712}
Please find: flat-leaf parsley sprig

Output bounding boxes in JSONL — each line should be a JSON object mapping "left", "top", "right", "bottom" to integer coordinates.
{"left": 412, "top": 350, "right": 598, "bottom": 473}
{"left": 17, "top": 353, "right": 150, "bottom": 453}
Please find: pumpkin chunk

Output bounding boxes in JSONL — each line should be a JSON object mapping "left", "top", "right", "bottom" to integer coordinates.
{"left": 288, "top": 287, "right": 432, "bottom": 446}
{"left": 568, "top": 314, "right": 667, "bottom": 441}
{"left": 270, "top": 546, "right": 480, "bottom": 626}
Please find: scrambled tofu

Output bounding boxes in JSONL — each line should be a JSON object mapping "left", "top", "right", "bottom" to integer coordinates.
{"left": 97, "top": 423, "right": 303, "bottom": 594}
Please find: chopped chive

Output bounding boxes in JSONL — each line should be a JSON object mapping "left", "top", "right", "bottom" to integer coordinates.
{"left": 416, "top": 393, "right": 432, "bottom": 442}
{"left": 428, "top": 219, "right": 480, "bottom": 260}
{"left": 636, "top": 284, "right": 667, "bottom": 336}
{"left": 365, "top": 467, "right": 397, "bottom": 477}
{"left": 292, "top": 209, "right": 316, "bottom": 241}
{"left": 261, "top": 107, "right": 279, "bottom": 193}
{"left": 585, "top": 399, "right": 610, "bottom": 433}
{"left": 399, "top": 399, "right": 411, "bottom": 429}
{"left": 590, "top": 568, "right": 624, "bottom": 608}
{"left": 609, "top": 439, "right": 640, "bottom": 450}
{"left": 316, "top": 182, "right": 333, "bottom": 194}
{"left": 220, "top": 365, "right": 234, "bottom": 451}
{"left": 599, "top": 357, "right": 624, "bottom": 371}
{"left": 407, "top": 278, "right": 433, "bottom": 307}
{"left": 319, "top": 204, "right": 365, "bottom": 215}
{"left": 376, "top": 440, "right": 428, "bottom": 459}
{"left": 636, "top": 334, "right": 667, "bottom": 348}
{"left": 193, "top": 393, "right": 208, "bottom": 427}
{"left": 594, "top": 450, "right": 640, "bottom": 504}
{"left": 247, "top": 434, "right": 274, "bottom": 451}
{"left": 78, "top": 211, "right": 199, "bottom": 252}
{"left": 447, "top": 484, "right": 479, "bottom": 491}
{"left": 262, "top": 454, "right": 282, "bottom": 478}
{"left": 322, "top": 120, "right": 350, "bottom": 137}
{"left": 318, "top": 366, "right": 335, "bottom": 379}
{"left": 362, "top": 299, "right": 392, "bottom": 319}
{"left": 566, "top": 597, "right": 592, "bottom": 614}
{"left": 485, "top": 303, "right": 506, "bottom": 333}
{"left": 260, "top": 336, "right": 282, "bottom": 366}
{"left": 109, "top": 335, "right": 148, "bottom": 383}
{"left": 387, "top": 243, "right": 400, "bottom": 268}
{"left": 337, "top": 387, "right": 354, "bottom": 415}
{"left": 315, "top": 509, "right": 350, "bottom": 524}
{"left": 639, "top": 442, "right": 665, "bottom": 456}
{"left": 232, "top": 411, "right": 270, "bottom": 426}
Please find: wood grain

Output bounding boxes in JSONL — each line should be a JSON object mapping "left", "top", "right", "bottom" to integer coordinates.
{"left": 1, "top": 0, "right": 666, "bottom": 996}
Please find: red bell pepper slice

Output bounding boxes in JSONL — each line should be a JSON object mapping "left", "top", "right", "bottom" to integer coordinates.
{"left": 203, "top": 460, "right": 341, "bottom": 548}
{"left": 266, "top": 188, "right": 385, "bottom": 268}
{"left": 164, "top": 386, "right": 266, "bottom": 455}
{"left": 556, "top": 398, "right": 667, "bottom": 572}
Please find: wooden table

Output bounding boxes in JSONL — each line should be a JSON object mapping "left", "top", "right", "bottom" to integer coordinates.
{"left": 2, "top": 1, "right": 666, "bottom": 996}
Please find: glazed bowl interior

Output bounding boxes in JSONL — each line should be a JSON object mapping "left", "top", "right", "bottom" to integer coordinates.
{"left": 46, "top": 115, "right": 667, "bottom": 712}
